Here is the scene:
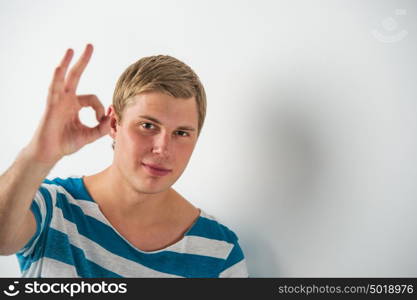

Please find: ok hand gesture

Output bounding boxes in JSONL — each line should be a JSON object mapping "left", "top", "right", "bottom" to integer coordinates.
{"left": 27, "top": 44, "right": 111, "bottom": 164}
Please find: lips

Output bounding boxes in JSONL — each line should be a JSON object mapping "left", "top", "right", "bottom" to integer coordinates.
{"left": 141, "top": 162, "right": 172, "bottom": 176}
{"left": 143, "top": 163, "right": 171, "bottom": 172}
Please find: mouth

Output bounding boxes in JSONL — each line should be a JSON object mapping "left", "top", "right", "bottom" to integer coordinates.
{"left": 141, "top": 162, "right": 172, "bottom": 176}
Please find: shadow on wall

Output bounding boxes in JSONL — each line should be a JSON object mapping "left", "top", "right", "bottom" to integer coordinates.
{"left": 242, "top": 231, "right": 282, "bottom": 277}
{"left": 237, "top": 71, "right": 330, "bottom": 277}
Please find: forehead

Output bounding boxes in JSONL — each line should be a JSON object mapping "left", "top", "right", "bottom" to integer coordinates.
{"left": 123, "top": 92, "right": 198, "bottom": 124}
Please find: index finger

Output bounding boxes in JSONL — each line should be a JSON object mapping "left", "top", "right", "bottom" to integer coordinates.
{"left": 48, "top": 48, "right": 74, "bottom": 95}
{"left": 65, "top": 44, "right": 94, "bottom": 94}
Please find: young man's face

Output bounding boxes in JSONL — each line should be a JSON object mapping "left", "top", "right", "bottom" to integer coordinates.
{"left": 110, "top": 91, "right": 199, "bottom": 194}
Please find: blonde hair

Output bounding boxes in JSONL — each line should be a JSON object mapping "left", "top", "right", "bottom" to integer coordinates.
{"left": 112, "top": 55, "right": 207, "bottom": 136}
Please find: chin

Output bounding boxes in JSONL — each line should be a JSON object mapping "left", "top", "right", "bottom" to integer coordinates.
{"left": 136, "top": 185, "right": 170, "bottom": 195}
{"left": 132, "top": 178, "right": 172, "bottom": 195}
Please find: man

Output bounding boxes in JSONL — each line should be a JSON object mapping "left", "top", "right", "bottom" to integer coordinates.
{"left": 0, "top": 44, "right": 248, "bottom": 277}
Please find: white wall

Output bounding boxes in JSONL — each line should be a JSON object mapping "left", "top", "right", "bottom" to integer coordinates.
{"left": 1, "top": 0, "right": 416, "bottom": 277}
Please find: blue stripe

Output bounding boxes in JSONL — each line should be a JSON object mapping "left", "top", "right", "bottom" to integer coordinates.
{"left": 16, "top": 252, "right": 38, "bottom": 272}
{"left": 186, "top": 216, "right": 238, "bottom": 243}
{"left": 44, "top": 177, "right": 94, "bottom": 203}
{"left": 54, "top": 194, "right": 224, "bottom": 277}
{"left": 44, "top": 228, "right": 74, "bottom": 266}
{"left": 16, "top": 187, "right": 55, "bottom": 273}
{"left": 222, "top": 243, "right": 245, "bottom": 271}
{"left": 44, "top": 228, "right": 122, "bottom": 277}
{"left": 39, "top": 186, "right": 54, "bottom": 232}
{"left": 16, "top": 201, "right": 43, "bottom": 272}
{"left": 31, "top": 201, "right": 42, "bottom": 232}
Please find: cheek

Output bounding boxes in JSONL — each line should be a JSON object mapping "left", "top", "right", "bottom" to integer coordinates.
{"left": 122, "top": 130, "right": 150, "bottom": 154}
{"left": 176, "top": 143, "right": 195, "bottom": 162}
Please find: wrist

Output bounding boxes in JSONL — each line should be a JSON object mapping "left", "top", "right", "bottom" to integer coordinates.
{"left": 18, "top": 145, "right": 60, "bottom": 175}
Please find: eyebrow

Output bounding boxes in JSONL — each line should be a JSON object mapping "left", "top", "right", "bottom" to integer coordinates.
{"left": 138, "top": 115, "right": 196, "bottom": 131}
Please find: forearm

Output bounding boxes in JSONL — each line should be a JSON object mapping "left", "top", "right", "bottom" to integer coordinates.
{"left": 0, "top": 146, "right": 56, "bottom": 243}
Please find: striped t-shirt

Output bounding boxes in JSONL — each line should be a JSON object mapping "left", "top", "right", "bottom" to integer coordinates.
{"left": 16, "top": 176, "right": 248, "bottom": 278}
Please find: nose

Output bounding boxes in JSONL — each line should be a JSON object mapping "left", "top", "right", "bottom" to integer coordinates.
{"left": 151, "top": 131, "right": 171, "bottom": 157}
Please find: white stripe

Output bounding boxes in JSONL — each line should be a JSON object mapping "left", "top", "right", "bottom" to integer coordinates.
{"left": 165, "top": 235, "right": 234, "bottom": 259}
{"left": 42, "top": 257, "right": 79, "bottom": 278}
{"left": 71, "top": 199, "right": 108, "bottom": 224}
{"left": 50, "top": 207, "right": 182, "bottom": 277}
{"left": 43, "top": 182, "right": 109, "bottom": 225}
{"left": 40, "top": 183, "right": 59, "bottom": 206}
{"left": 34, "top": 190, "right": 48, "bottom": 222}
{"left": 21, "top": 257, "right": 79, "bottom": 278}
{"left": 20, "top": 257, "right": 43, "bottom": 278}
{"left": 200, "top": 210, "right": 218, "bottom": 221}
{"left": 219, "top": 259, "right": 249, "bottom": 278}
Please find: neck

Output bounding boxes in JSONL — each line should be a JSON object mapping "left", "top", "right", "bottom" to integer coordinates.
{"left": 84, "top": 165, "right": 177, "bottom": 226}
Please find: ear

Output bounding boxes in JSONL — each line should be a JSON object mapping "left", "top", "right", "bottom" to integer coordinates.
{"left": 108, "top": 105, "right": 120, "bottom": 140}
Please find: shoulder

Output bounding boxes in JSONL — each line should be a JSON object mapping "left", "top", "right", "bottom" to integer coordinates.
{"left": 187, "top": 210, "right": 240, "bottom": 244}
{"left": 188, "top": 210, "right": 248, "bottom": 277}
{"left": 43, "top": 175, "right": 82, "bottom": 191}
{"left": 40, "top": 176, "right": 93, "bottom": 202}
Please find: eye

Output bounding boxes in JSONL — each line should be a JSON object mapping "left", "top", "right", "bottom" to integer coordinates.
{"left": 176, "top": 131, "right": 189, "bottom": 137}
{"left": 140, "top": 122, "right": 156, "bottom": 130}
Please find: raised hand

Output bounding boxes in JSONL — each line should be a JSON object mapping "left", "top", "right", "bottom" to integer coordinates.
{"left": 26, "top": 44, "right": 111, "bottom": 165}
